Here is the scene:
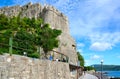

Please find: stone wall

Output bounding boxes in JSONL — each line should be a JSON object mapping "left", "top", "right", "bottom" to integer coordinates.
{"left": 0, "top": 54, "right": 71, "bottom": 79}
{"left": 0, "top": 2, "right": 78, "bottom": 65}
{"left": 41, "top": 5, "right": 78, "bottom": 65}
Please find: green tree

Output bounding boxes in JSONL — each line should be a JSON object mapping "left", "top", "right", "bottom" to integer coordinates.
{"left": 13, "top": 29, "right": 36, "bottom": 53}
{"left": 84, "top": 66, "right": 95, "bottom": 71}
{"left": 36, "top": 24, "right": 62, "bottom": 58}
{"left": 0, "top": 14, "right": 9, "bottom": 32}
{"left": 0, "top": 14, "right": 62, "bottom": 58}
{"left": 77, "top": 52, "right": 85, "bottom": 66}
{"left": 0, "top": 14, "right": 10, "bottom": 54}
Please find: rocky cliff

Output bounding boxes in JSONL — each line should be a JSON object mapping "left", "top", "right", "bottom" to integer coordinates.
{"left": 0, "top": 2, "right": 78, "bottom": 65}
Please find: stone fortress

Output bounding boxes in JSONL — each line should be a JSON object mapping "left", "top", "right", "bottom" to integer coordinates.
{"left": 0, "top": 2, "right": 80, "bottom": 79}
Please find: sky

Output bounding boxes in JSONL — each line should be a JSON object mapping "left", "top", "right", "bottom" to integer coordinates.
{"left": 0, "top": 0, "right": 120, "bottom": 66}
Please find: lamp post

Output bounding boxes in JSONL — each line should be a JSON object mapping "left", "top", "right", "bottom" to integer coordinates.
{"left": 23, "top": 52, "right": 27, "bottom": 56}
{"left": 101, "top": 60, "right": 103, "bottom": 79}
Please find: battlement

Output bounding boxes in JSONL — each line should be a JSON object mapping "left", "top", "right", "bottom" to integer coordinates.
{"left": 43, "top": 5, "right": 68, "bottom": 21}
{"left": 21, "top": 2, "right": 41, "bottom": 10}
{"left": 0, "top": 3, "right": 68, "bottom": 21}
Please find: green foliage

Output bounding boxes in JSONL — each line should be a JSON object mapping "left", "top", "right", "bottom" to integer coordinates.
{"left": 36, "top": 23, "right": 62, "bottom": 57}
{"left": 84, "top": 66, "right": 95, "bottom": 71}
{"left": 77, "top": 52, "right": 85, "bottom": 66}
{"left": 28, "top": 52, "right": 40, "bottom": 58}
{"left": 13, "top": 29, "right": 36, "bottom": 55}
{"left": 0, "top": 14, "right": 62, "bottom": 58}
{"left": 0, "top": 48, "right": 8, "bottom": 54}
{"left": 0, "top": 14, "right": 9, "bottom": 31}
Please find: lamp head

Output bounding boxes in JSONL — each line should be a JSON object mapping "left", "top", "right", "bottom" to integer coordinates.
{"left": 101, "top": 60, "right": 104, "bottom": 63}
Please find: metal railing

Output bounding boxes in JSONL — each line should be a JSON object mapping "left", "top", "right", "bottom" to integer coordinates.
{"left": 0, "top": 33, "right": 36, "bottom": 56}
{"left": 0, "top": 33, "right": 70, "bottom": 63}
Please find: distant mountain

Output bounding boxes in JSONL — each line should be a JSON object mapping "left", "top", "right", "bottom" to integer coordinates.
{"left": 92, "top": 64, "right": 120, "bottom": 71}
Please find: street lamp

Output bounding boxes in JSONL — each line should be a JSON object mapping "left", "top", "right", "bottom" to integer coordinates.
{"left": 101, "top": 60, "right": 104, "bottom": 79}
{"left": 23, "top": 52, "right": 27, "bottom": 56}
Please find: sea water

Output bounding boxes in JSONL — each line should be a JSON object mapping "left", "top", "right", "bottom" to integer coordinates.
{"left": 103, "top": 71, "right": 120, "bottom": 78}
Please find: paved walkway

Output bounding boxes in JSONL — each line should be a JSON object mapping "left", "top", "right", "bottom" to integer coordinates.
{"left": 79, "top": 73, "right": 98, "bottom": 79}
{"left": 95, "top": 73, "right": 110, "bottom": 79}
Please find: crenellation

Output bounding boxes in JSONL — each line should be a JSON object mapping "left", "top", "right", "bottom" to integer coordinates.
{"left": 22, "top": 2, "right": 32, "bottom": 8}
{"left": 0, "top": 3, "right": 67, "bottom": 21}
{"left": 43, "top": 5, "right": 68, "bottom": 21}
{"left": 0, "top": 5, "right": 21, "bottom": 17}
{"left": 20, "top": 2, "right": 42, "bottom": 18}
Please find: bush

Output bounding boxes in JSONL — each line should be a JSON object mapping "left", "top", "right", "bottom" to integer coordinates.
{"left": 28, "top": 52, "right": 40, "bottom": 58}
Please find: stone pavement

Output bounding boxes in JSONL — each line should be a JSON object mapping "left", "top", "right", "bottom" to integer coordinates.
{"left": 79, "top": 73, "right": 98, "bottom": 79}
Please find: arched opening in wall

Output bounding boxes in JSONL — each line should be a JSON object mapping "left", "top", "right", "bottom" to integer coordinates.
{"left": 12, "top": 10, "right": 14, "bottom": 12}
{"left": 26, "top": 5, "right": 28, "bottom": 9}
{"left": 26, "top": 2, "right": 32, "bottom": 9}
{"left": 72, "top": 44, "right": 76, "bottom": 50}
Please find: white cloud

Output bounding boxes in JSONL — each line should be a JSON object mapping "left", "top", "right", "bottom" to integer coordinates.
{"left": 90, "top": 42, "right": 112, "bottom": 51}
{"left": 69, "top": 0, "right": 120, "bottom": 33}
{"left": 118, "top": 56, "right": 120, "bottom": 58}
{"left": 90, "top": 55, "right": 101, "bottom": 60}
{"left": 68, "top": 0, "right": 120, "bottom": 49}
{"left": 12, "top": 0, "right": 47, "bottom": 5}
{"left": 12, "top": 0, "right": 32, "bottom": 5}
{"left": 9, "top": 0, "right": 120, "bottom": 52}
{"left": 77, "top": 43, "right": 85, "bottom": 48}
{"left": 77, "top": 49, "right": 83, "bottom": 53}
{"left": 85, "top": 60, "right": 91, "bottom": 66}
{"left": 89, "top": 32, "right": 120, "bottom": 51}
{"left": 83, "top": 52, "right": 104, "bottom": 65}
{"left": 77, "top": 43, "right": 85, "bottom": 53}
{"left": 89, "top": 32, "right": 120, "bottom": 44}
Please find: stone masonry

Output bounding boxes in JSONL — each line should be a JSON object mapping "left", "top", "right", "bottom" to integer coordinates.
{"left": 0, "top": 2, "right": 78, "bottom": 65}
{"left": 0, "top": 54, "right": 71, "bottom": 79}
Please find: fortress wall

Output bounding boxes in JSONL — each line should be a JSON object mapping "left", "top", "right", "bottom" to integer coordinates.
{"left": 41, "top": 5, "right": 69, "bottom": 34}
{"left": 41, "top": 5, "right": 78, "bottom": 65}
{"left": 0, "top": 54, "right": 71, "bottom": 79}
{"left": 0, "top": 5, "right": 21, "bottom": 17}
{"left": 0, "top": 3, "right": 78, "bottom": 65}
{"left": 20, "top": 3, "right": 42, "bottom": 18}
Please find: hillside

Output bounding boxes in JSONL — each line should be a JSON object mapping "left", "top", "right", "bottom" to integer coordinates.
{"left": 93, "top": 64, "right": 120, "bottom": 71}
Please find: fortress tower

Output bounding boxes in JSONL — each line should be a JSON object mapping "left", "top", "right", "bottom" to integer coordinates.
{"left": 0, "top": 2, "right": 78, "bottom": 65}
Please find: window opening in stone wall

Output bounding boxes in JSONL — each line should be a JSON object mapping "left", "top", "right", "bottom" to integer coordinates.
{"left": 72, "top": 44, "right": 76, "bottom": 50}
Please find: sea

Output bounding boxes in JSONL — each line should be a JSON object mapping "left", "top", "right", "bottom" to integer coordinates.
{"left": 103, "top": 71, "right": 120, "bottom": 78}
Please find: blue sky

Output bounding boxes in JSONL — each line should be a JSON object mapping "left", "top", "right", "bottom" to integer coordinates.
{"left": 0, "top": 0, "right": 120, "bottom": 66}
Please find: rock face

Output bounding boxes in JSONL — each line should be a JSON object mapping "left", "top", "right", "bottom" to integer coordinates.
{"left": 0, "top": 2, "right": 78, "bottom": 65}
{"left": 0, "top": 54, "right": 71, "bottom": 79}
